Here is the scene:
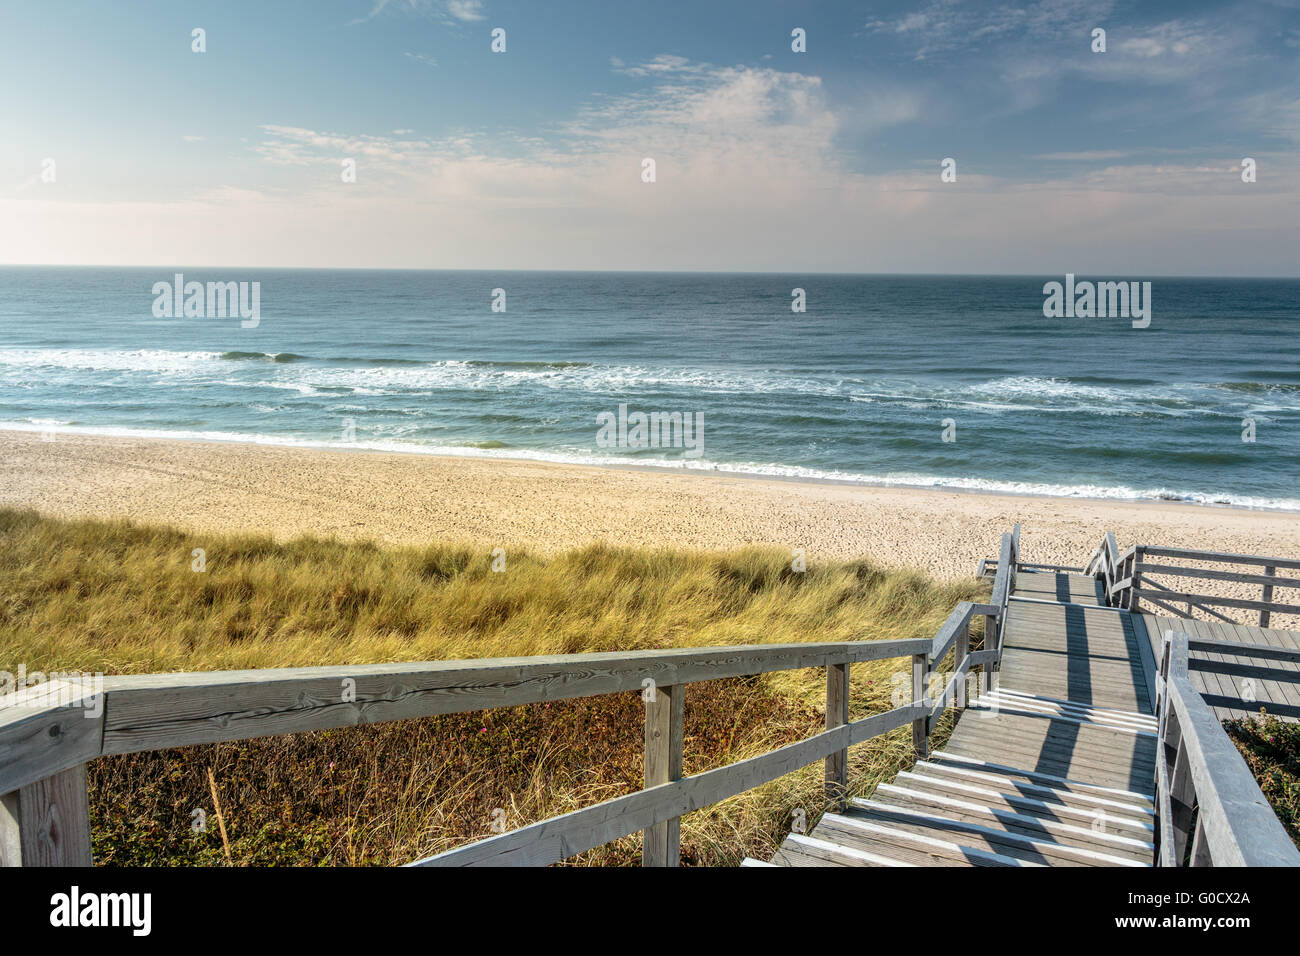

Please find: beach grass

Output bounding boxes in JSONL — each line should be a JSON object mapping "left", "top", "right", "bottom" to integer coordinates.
{"left": 0, "top": 507, "right": 983, "bottom": 865}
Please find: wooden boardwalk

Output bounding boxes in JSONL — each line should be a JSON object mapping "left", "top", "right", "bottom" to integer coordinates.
{"left": 764, "top": 568, "right": 1163, "bottom": 867}
{"left": 1136, "top": 613, "right": 1300, "bottom": 723}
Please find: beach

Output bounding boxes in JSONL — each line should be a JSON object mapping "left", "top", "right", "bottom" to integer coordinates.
{"left": 4, "top": 428, "right": 1297, "bottom": 580}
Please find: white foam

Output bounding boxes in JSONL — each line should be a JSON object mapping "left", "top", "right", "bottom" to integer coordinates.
{"left": 5, "top": 422, "right": 1298, "bottom": 513}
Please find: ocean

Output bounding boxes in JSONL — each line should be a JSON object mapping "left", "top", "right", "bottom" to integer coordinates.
{"left": 1, "top": 267, "right": 1297, "bottom": 510}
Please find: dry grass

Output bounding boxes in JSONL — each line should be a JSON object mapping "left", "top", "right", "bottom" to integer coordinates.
{"left": 0, "top": 508, "right": 984, "bottom": 866}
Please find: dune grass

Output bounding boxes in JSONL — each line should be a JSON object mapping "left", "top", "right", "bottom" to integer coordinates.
{"left": 0, "top": 507, "right": 984, "bottom": 865}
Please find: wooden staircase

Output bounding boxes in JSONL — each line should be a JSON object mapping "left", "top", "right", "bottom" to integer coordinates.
{"left": 755, "top": 568, "right": 1162, "bottom": 867}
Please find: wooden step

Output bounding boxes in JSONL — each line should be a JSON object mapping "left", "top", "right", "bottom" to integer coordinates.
{"left": 866, "top": 787, "right": 1154, "bottom": 860}
{"left": 909, "top": 760, "right": 1155, "bottom": 816}
{"left": 843, "top": 801, "right": 1148, "bottom": 867}
{"left": 891, "top": 770, "right": 1155, "bottom": 838}
{"left": 774, "top": 832, "right": 916, "bottom": 867}
{"left": 769, "top": 842, "right": 849, "bottom": 867}
{"left": 988, "top": 688, "right": 1158, "bottom": 727}
{"left": 965, "top": 700, "right": 1157, "bottom": 737}
{"left": 928, "top": 751, "right": 1155, "bottom": 806}
{"left": 814, "top": 812, "right": 1046, "bottom": 867}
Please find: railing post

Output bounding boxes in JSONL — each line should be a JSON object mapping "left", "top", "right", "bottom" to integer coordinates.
{"left": 981, "top": 613, "right": 998, "bottom": 695}
{"left": 1189, "top": 815, "right": 1212, "bottom": 866}
{"left": 642, "top": 682, "right": 684, "bottom": 867}
{"left": 911, "top": 653, "right": 929, "bottom": 759}
{"left": 0, "top": 766, "right": 93, "bottom": 867}
{"left": 1129, "top": 549, "right": 1143, "bottom": 613}
{"left": 1261, "top": 565, "right": 1275, "bottom": 628}
{"left": 955, "top": 619, "right": 969, "bottom": 710}
{"left": 1167, "top": 721, "right": 1196, "bottom": 865}
{"left": 0, "top": 792, "right": 21, "bottom": 866}
{"left": 825, "top": 662, "right": 849, "bottom": 813}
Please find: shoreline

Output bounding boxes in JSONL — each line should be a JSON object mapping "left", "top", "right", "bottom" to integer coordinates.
{"left": 3, "top": 428, "right": 1298, "bottom": 581}
{"left": 3, "top": 422, "right": 1295, "bottom": 514}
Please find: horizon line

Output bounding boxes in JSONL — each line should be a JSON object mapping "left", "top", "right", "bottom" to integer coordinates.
{"left": 3, "top": 264, "right": 1300, "bottom": 280}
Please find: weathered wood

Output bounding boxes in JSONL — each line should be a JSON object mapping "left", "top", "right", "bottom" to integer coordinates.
{"left": 954, "top": 620, "right": 969, "bottom": 710}
{"left": 1166, "top": 723, "right": 1195, "bottom": 863}
{"left": 1140, "top": 547, "right": 1300, "bottom": 571}
{"left": 912, "top": 654, "right": 929, "bottom": 758}
{"left": 642, "top": 682, "right": 684, "bottom": 866}
{"left": 1129, "top": 588, "right": 1300, "bottom": 616}
{"left": 0, "top": 791, "right": 21, "bottom": 867}
{"left": 1158, "top": 631, "right": 1300, "bottom": 866}
{"left": 0, "top": 682, "right": 104, "bottom": 795}
{"left": 981, "top": 614, "right": 998, "bottom": 694}
{"left": 1137, "top": 562, "right": 1300, "bottom": 591}
{"left": 825, "top": 663, "right": 849, "bottom": 813}
{"left": 13, "top": 765, "right": 92, "bottom": 866}
{"left": 415, "top": 703, "right": 925, "bottom": 866}
{"left": 1261, "top": 566, "right": 1276, "bottom": 628}
{"left": 929, "top": 603, "right": 998, "bottom": 661}
{"left": 0, "top": 638, "right": 926, "bottom": 781}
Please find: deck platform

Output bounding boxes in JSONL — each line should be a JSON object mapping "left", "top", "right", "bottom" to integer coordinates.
{"left": 1137, "top": 613, "right": 1300, "bottom": 723}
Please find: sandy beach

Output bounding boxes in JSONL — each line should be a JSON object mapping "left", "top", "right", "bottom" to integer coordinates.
{"left": 3, "top": 429, "right": 1297, "bottom": 580}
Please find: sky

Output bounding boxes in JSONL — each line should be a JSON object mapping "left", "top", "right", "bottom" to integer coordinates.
{"left": 1, "top": 0, "right": 1298, "bottom": 275}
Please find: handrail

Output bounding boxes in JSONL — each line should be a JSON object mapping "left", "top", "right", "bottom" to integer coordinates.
{"left": 419, "top": 596, "right": 1005, "bottom": 867}
{"left": 1153, "top": 631, "right": 1300, "bottom": 866}
{"left": 6, "top": 639, "right": 924, "bottom": 794}
{"left": 1123, "top": 545, "right": 1298, "bottom": 626}
{"left": 988, "top": 525, "right": 1019, "bottom": 661}
{"left": 1086, "top": 531, "right": 1142, "bottom": 611}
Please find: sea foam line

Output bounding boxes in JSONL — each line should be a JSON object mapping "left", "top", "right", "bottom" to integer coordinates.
{"left": 4, "top": 421, "right": 1297, "bottom": 513}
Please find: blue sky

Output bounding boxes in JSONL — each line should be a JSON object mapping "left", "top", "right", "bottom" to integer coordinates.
{"left": 2, "top": 0, "right": 1298, "bottom": 273}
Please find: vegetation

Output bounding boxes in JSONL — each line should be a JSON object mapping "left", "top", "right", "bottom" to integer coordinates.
{"left": 1226, "top": 710, "right": 1300, "bottom": 850}
{"left": 0, "top": 507, "right": 982, "bottom": 865}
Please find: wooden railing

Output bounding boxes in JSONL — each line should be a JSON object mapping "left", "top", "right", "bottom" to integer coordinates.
{"left": 1153, "top": 631, "right": 1300, "bottom": 866}
{"left": 0, "top": 592, "right": 1006, "bottom": 867}
{"left": 983, "top": 524, "right": 1019, "bottom": 675}
{"left": 1088, "top": 537, "right": 1300, "bottom": 626}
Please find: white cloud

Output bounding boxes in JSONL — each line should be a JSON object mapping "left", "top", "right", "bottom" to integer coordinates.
{"left": 866, "top": 0, "right": 1116, "bottom": 60}
{"left": 5, "top": 56, "right": 1298, "bottom": 276}
{"left": 444, "top": 0, "right": 485, "bottom": 21}
{"left": 350, "top": 0, "right": 485, "bottom": 26}
{"left": 1032, "top": 150, "right": 1130, "bottom": 160}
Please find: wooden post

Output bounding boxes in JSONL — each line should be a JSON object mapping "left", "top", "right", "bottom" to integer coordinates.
{"left": 1129, "top": 551, "right": 1143, "bottom": 613}
{"left": 642, "top": 683, "right": 684, "bottom": 867}
{"left": 911, "top": 653, "right": 929, "bottom": 759}
{"left": 1167, "top": 725, "right": 1196, "bottom": 865}
{"left": 1189, "top": 814, "right": 1212, "bottom": 866}
{"left": 0, "top": 766, "right": 93, "bottom": 866}
{"left": 981, "top": 613, "right": 998, "bottom": 695}
{"left": 0, "top": 791, "right": 21, "bottom": 867}
{"left": 1261, "top": 566, "right": 1275, "bottom": 628}
{"left": 824, "top": 663, "right": 849, "bottom": 813}
{"left": 954, "top": 620, "right": 969, "bottom": 710}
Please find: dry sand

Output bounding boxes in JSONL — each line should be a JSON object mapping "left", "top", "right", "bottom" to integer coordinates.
{"left": 3, "top": 429, "right": 1298, "bottom": 582}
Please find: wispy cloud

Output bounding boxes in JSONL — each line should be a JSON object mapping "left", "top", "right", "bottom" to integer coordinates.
{"left": 866, "top": 0, "right": 1114, "bottom": 61}
{"left": 350, "top": 0, "right": 484, "bottom": 26}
